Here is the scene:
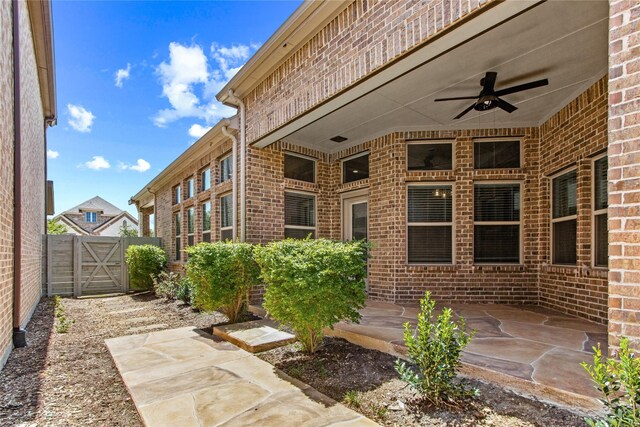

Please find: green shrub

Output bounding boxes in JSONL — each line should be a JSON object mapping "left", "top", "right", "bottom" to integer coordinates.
{"left": 176, "top": 278, "right": 194, "bottom": 305}
{"left": 186, "top": 242, "right": 260, "bottom": 323}
{"left": 152, "top": 271, "right": 182, "bottom": 299}
{"left": 395, "top": 291, "right": 476, "bottom": 405}
{"left": 582, "top": 337, "right": 640, "bottom": 427}
{"left": 125, "top": 245, "right": 167, "bottom": 290}
{"left": 255, "top": 238, "right": 368, "bottom": 354}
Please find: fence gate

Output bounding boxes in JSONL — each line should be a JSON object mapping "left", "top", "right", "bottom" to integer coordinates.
{"left": 47, "top": 235, "right": 162, "bottom": 297}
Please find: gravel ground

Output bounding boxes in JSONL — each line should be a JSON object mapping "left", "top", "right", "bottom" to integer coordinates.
{"left": 258, "top": 338, "right": 590, "bottom": 427}
{"left": 0, "top": 293, "right": 224, "bottom": 427}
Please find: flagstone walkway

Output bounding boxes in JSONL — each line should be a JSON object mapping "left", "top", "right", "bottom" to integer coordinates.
{"left": 105, "top": 327, "right": 379, "bottom": 427}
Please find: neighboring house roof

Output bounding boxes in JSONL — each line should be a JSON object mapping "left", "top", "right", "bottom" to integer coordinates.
{"left": 53, "top": 196, "right": 137, "bottom": 235}
{"left": 63, "top": 196, "right": 123, "bottom": 216}
{"left": 93, "top": 211, "right": 138, "bottom": 234}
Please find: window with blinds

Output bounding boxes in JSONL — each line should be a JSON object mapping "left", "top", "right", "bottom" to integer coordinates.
{"left": 594, "top": 156, "right": 608, "bottom": 267}
{"left": 202, "top": 201, "right": 211, "bottom": 243}
{"left": 220, "top": 194, "right": 233, "bottom": 241}
{"left": 407, "top": 142, "right": 453, "bottom": 171}
{"left": 342, "top": 153, "right": 369, "bottom": 183}
{"left": 201, "top": 168, "right": 211, "bottom": 191}
{"left": 552, "top": 169, "right": 577, "bottom": 265}
{"left": 284, "top": 192, "right": 316, "bottom": 239}
{"left": 474, "top": 140, "right": 520, "bottom": 169}
{"left": 220, "top": 154, "right": 232, "bottom": 183}
{"left": 186, "top": 177, "right": 194, "bottom": 199}
{"left": 407, "top": 185, "right": 453, "bottom": 263}
{"left": 474, "top": 183, "right": 521, "bottom": 263}
{"left": 174, "top": 212, "right": 181, "bottom": 261}
{"left": 284, "top": 153, "right": 315, "bottom": 183}
{"left": 187, "top": 207, "right": 194, "bottom": 247}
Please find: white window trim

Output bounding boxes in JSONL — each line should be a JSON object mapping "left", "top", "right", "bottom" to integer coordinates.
{"left": 173, "top": 185, "right": 181, "bottom": 205}
{"left": 220, "top": 193, "right": 233, "bottom": 239}
{"left": 592, "top": 154, "right": 608, "bottom": 269}
{"left": 284, "top": 151, "right": 317, "bottom": 184}
{"left": 473, "top": 180, "right": 523, "bottom": 265}
{"left": 406, "top": 182, "right": 455, "bottom": 265}
{"left": 284, "top": 189, "right": 317, "bottom": 237}
{"left": 220, "top": 153, "right": 233, "bottom": 183}
{"left": 473, "top": 137, "right": 523, "bottom": 170}
{"left": 550, "top": 166, "right": 578, "bottom": 266}
{"left": 201, "top": 167, "right": 211, "bottom": 192}
{"left": 406, "top": 139, "right": 455, "bottom": 172}
{"left": 186, "top": 177, "right": 195, "bottom": 200}
{"left": 340, "top": 151, "right": 370, "bottom": 184}
{"left": 85, "top": 211, "right": 97, "bottom": 223}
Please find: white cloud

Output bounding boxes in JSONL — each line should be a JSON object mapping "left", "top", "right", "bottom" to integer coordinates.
{"left": 119, "top": 158, "right": 151, "bottom": 172}
{"left": 152, "top": 41, "right": 259, "bottom": 128}
{"left": 83, "top": 156, "right": 110, "bottom": 170}
{"left": 188, "top": 123, "right": 212, "bottom": 138}
{"left": 115, "top": 63, "right": 131, "bottom": 88}
{"left": 67, "top": 104, "right": 95, "bottom": 133}
{"left": 47, "top": 149, "right": 59, "bottom": 159}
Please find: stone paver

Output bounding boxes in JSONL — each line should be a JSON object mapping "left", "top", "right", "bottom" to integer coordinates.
{"left": 317, "top": 300, "right": 608, "bottom": 408}
{"left": 106, "top": 327, "right": 378, "bottom": 427}
{"left": 126, "top": 324, "right": 169, "bottom": 334}
{"left": 214, "top": 319, "right": 296, "bottom": 353}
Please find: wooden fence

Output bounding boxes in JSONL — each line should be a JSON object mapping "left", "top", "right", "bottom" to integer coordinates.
{"left": 46, "top": 235, "right": 162, "bottom": 297}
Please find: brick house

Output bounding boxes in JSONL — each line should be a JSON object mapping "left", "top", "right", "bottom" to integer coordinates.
{"left": 131, "top": 0, "right": 640, "bottom": 350}
{"left": 52, "top": 196, "right": 139, "bottom": 236}
{"left": 0, "top": 0, "right": 56, "bottom": 368}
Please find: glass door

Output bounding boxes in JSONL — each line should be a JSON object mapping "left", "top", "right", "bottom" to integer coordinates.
{"left": 343, "top": 194, "right": 368, "bottom": 291}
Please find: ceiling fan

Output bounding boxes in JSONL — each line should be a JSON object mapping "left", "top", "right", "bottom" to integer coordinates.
{"left": 434, "top": 71, "right": 549, "bottom": 119}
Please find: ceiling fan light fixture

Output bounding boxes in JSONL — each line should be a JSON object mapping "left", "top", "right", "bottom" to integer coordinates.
{"left": 474, "top": 95, "right": 498, "bottom": 111}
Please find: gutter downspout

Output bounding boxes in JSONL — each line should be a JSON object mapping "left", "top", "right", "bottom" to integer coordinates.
{"left": 221, "top": 121, "right": 238, "bottom": 242}
{"left": 12, "top": 0, "right": 26, "bottom": 348}
{"left": 225, "top": 90, "right": 246, "bottom": 242}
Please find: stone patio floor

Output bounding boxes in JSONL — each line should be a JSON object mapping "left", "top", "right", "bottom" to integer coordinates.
{"left": 324, "top": 301, "right": 608, "bottom": 410}
{"left": 105, "top": 326, "right": 379, "bottom": 427}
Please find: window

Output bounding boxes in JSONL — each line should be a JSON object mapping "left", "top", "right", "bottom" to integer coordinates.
{"left": 552, "top": 169, "right": 577, "bottom": 265}
{"left": 174, "top": 212, "right": 181, "bottom": 261}
{"left": 342, "top": 153, "right": 369, "bottom": 183}
{"left": 594, "top": 156, "right": 608, "bottom": 267}
{"left": 173, "top": 185, "right": 181, "bottom": 205}
{"left": 220, "top": 193, "right": 233, "bottom": 241}
{"left": 201, "top": 168, "right": 211, "bottom": 191}
{"left": 407, "top": 142, "right": 453, "bottom": 171}
{"left": 284, "top": 153, "right": 315, "bottom": 183}
{"left": 186, "top": 177, "right": 194, "bottom": 199}
{"left": 187, "top": 207, "right": 194, "bottom": 247}
{"left": 85, "top": 211, "right": 97, "bottom": 223}
{"left": 474, "top": 140, "right": 520, "bottom": 169}
{"left": 407, "top": 185, "right": 453, "bottom": 263}
{"left": 202, "top": 201, "right": 211, "bottom": 243}
{"left": 220, "top": 154, "right": 232, "bottom": 183}
{"left": 474, "top": 183, "right": 521, "bottom": 263}
{"left": 284, "top": 192, "right": 316, "bottom": 238}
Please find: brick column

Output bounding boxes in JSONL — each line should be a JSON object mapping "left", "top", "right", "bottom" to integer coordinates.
{"left": 608, "top": 0, "right": 640, "bottom": 350}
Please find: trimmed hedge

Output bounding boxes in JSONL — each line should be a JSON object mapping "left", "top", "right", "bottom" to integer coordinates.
{"left": 125, "top": 245, "right": 167, "bottom": 290}
{"left": 255, "top": 238, "right": 368, "bottom": 353}
{"left": 186, "top": 242, "right": 260, "bottom": 323}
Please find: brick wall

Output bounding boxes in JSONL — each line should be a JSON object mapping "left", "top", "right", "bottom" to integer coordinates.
{"left": 244, "top": 0, "right": 496, "bottom": 143}
{"left": 608, "top": 0, "right": 640, "bottom": 349}
{"left": 538, "top": 77, "right": 609, "bottom": 324}
{"left": 0, "top": 0, "right": 15, "bottom": 367}
{"left": 18, "top": 0, "right": 45, "bottom": 328}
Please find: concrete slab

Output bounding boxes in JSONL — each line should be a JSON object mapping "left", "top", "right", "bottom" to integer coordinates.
{"left": 106, "top": 327, "right": 377, "bottom": 427}
{"left": 214, "top": 319, "right": 296, "bottom": 353}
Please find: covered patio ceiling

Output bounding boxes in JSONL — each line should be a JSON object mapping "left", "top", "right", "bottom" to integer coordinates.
{"left": 277, "top": 0, "right": 608, "bottom": 154}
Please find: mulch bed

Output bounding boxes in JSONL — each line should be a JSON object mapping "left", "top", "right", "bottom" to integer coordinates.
{"left": 258, "top": 338, "right": 589, "bottom": 427}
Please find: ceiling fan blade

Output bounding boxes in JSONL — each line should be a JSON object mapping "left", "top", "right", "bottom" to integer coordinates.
{"left": 496, "top": 98, "right": 518, "bottom": 113}
{"left": 434, "top": 96, "right": 478, "bottom": 102}
{"left": 482, "top": 71, "right": 497, "bottom": 93}
{"left": 494, "top": 78, "right": 549, "bottom": 97}
{"left": 454, "top": 104, "right": 476, "bottom": 119}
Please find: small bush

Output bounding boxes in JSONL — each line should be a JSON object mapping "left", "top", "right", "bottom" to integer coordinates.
{"left": 125, "top": 245, "right": 167, "bottom": 290}
{"left": 582, "top": 337, "right": 640, "bottom": 427}
{"left": 153, "top": 271, "right": 182, "bottom": 300}
{"left": 255, "top": 238, "right": 368, "bottom": 354}
{"left": 395, "top": 291, "right": 476, "bottom": 405}
{"left": 186, "top": 242, "right": 260, "bottom": 323}
{"left": 176, "top": 278, "right": 194, "bottom": 305}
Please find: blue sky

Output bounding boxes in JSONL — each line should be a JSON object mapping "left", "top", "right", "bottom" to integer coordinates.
{"left": 48, "top": 1, "right": 301, "bottom": 216}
